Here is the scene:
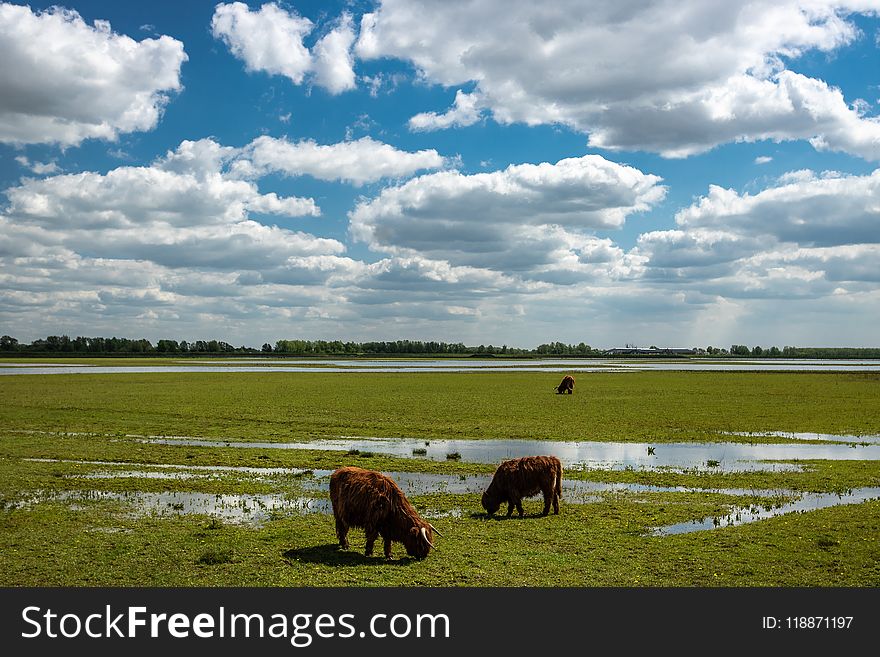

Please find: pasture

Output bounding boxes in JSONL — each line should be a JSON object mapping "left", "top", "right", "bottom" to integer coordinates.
{"left": 1, "top": 365, "right": 879, "bottom": 586}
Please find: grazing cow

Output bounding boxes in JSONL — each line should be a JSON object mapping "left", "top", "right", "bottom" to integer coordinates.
{"left": 329, "top": 466, "right": 439, "bottom": 559}
{"left": 556, "top": 374, "right": 575, "bottom": 394}
{"left": 481, "top": 455, "right": 563, "bottom": 517}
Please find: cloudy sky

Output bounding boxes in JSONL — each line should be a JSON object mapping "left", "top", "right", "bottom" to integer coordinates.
{"left": 1, "top": 0, "right": 879, "bottom": 349}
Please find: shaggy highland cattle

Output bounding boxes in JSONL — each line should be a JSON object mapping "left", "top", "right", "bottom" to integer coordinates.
{"left": 481, "top": 455, "right": 563, "bottom": 517}
{"left": 329, "top": 466, "right": 439, "bottom": 559}
{"left": 556, "top": 375, "right": 575, "bottom": 394}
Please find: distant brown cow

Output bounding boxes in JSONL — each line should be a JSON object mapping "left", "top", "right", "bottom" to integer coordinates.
{"left": 329, "top": 466, "right": 439, "bottom": 559}
{"left": 556, "top": 374, "right": 575, "bottom": 394}
{"left": 481, "top": 455, "right": 563, "bottom": 517}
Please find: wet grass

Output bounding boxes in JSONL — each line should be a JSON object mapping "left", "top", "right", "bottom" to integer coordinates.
{"left": 1, "top": 489, "right": 877, "bottom": 586}
{"left": 0, "top": 432, "right": 491, "bottom": 478}
{"left": 196, "top": 548, "right": 235, "bottom": 565}
{"left": 0, "top": 448, "right": 878, "bottom": 587}
{"left": 1, "top": 368, "right": 879, "bottom": 586}
{"left": 571, "top": 459, "right": 880, "bottom": 494}
{"left": 5, "top": 432, "right": 880, "bottom": 494}
{"left": 1, "top": 370, "right": 879, "bottom": 441}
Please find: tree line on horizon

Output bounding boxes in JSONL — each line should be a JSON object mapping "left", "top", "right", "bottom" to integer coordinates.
{"left": 0, "top": 335, "right": 595, "bottom": 356}
{"left": 1, "top": 334, "right": 879, "bottom": 359}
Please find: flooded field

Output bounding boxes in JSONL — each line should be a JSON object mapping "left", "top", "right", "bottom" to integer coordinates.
{"left": 3, "top": 365, "right": 879, "bottom": 586}
{"left": 652, "top": 487, "right": 880, "bottom": 535}
{"left": 2, "top": 358, "right": 880, "bottom": 375}
{"left": 15, "top": 488, "right": 330, "bottom": 524}
{"left": 15, "top": 457, "right": 880, "bottom": 535}
{"left": 135, "top": 434, "right": 880, "bottom": 472}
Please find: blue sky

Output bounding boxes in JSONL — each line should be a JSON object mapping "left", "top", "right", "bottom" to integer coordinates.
{"left": 1, "top": 0, "right": 879, "bottom": 349}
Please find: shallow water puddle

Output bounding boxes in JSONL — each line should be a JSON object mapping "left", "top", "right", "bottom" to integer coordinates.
{"left": 8, "top": 470, "right": 746, "bottom": 525}
{"left": 25, "top": 457, "right": 323, "bottom": 478}
{"left": 724, "top": 430, "right": 880, "bottom": 445}
{"left": 651, "top": 487, "right": 880, "bottom": 536}
{"left": 17, "top": 489, "right": 331, "bottom": 524}
{"left": 133, "top": 434, "right": 880, "bottom": 472}
{"left": 13, "top": 459, "right": 880, "bottom": 533}
{"left": 4, "top": 357, "right": 880, "bottom": 375}
{"left": 77, "top": 469, "right": 207, "bottom": 481}
{"left": 24, "top": 459, "right": 665, "bottom": 501}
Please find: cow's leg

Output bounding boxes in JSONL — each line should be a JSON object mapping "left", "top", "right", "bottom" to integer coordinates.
{"left": 515, "top": 498, "right": 524, "bottom": 517}
{"left": 541, "top": 488, "right": 552, "bottom": 516}
{"left": 383, "top": 536, "right": 393, "bottom": 560}
{"left": 553, "top": 490, "right": 560, "bottom": 514}
{"left": 364, "top": 527, "right": 379, "bottom": 556}
{"left": 506, "top": 500, "right": 515, "bottom": 517}
{"left": 335, "top": 518, "right": 349, "bottom": 549}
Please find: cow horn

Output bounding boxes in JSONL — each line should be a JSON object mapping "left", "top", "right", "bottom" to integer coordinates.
{"left": 428, "top": 523, "right": 443, "bottom": 537}
{"left": 420, "top": 526, "right": 435, "bottom": 548}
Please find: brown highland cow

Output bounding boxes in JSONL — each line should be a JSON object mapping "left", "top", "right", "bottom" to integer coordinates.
{"left": 556, "top": 375, "right": 575, "bottom": 394}
{"left": 481, "top": 455, "right": 563, "bottom": 517}
{"left": 329, "top": 466, "right": 439, "bottom": 559}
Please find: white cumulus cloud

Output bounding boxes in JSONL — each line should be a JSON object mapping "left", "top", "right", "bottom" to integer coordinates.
{"left": 211, "top": 2, "right": 313, "bottom": 84}
{"left": 408, "top": 90, "right": 483, "bottom": 131}
{"left": 239, "top": 135, "right": 447, "bottom": 185}
{"left": 350, "top": 155, "right": 665, "bottom": 274}
{"left": 312, "top": 12, "right": 357, "bottom": 94}
{"left": 0, "top": 3, "right": 187, "bottom": 146}
{"left": 631, "top": 169, "right": 880, "bottom": 302}
{"left": 675, "top": 169, "right": 880, "bottom": 246}
{"left": 356, "top": 0, "right": 880, "bottom": 158}
{"left": 1, "top": 139, "right": 333, "bottom": 276}
{"left": 212, "top": 2, "right": 357, "bottom": 94}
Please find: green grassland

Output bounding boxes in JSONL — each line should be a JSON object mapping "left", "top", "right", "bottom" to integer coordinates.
{"left": 1, "top": 445, "right": 877, "bottom": 586}
{"left": 1, "top": 370, "right": 879, "bottom": 441}
{"left": 2, "top": 483, "right": 878, "bottom": 586}
{"left": 1, "top": 368, "right": 879, "bottom": 586}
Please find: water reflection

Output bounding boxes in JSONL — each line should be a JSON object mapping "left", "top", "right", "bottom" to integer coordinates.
{"left": 0, "top": 365, "right": 618, "bottom": 375}
{"left": 137, "top": 435, "right": 880, "bottom": 472}
{"left": 12, "top": 468, "right": 772, "bottom": 525}
{"left": 2, "top": 357, "right": 880, "bottom": 375}
{"left": 19, "top": 489, "right": 331, "bottom": 524}
{"left": 652, "top": 487, "right": 880, "bottom": 535}
{"left": 724, "top": 430, "right": 880, "bottom": 445}
{"left": 25, "top": 457, "right": 324, "bottom": 478}
{"left": 15, "top": 459, "right": 880, "bottom": 535}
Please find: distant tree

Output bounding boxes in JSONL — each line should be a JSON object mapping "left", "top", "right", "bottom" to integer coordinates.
{"left": 768, "top": 346, "right": 781, "bottom": 356}
{"left": 0, "top": 335, "right": 18, "bottom": 351}
{"left": 730, "top": 344, "right": 750, "bottom": 356}
{"left": 156, "top": 340, "right": 179, "bottom": 353}
{"left": 752, "top": 345, "right": 763, "bottom": 356}
{"left": 261, "top": 343, "right": 273, "bottom": 353}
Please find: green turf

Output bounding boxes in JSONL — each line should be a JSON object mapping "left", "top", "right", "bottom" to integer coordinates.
{"left": 1, "top": 367, "right": 879, "bottom": 586}
{"left": 1, "top": 370, "right": 878, "bottom": 441}
{"left": 2, "top": 490, "right": 877, "bottom": 586}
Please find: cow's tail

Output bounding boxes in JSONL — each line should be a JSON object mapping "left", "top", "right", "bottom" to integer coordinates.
{"left": 555, "top": 462, "right": 563, "bottom": 499}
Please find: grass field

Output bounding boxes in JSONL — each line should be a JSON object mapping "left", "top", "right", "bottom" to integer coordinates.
{"left": 2, "top": 369, "right": 879, "bottom": 440}
{"left": 1, "top": 366, "right": 879, "bottom": 586}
